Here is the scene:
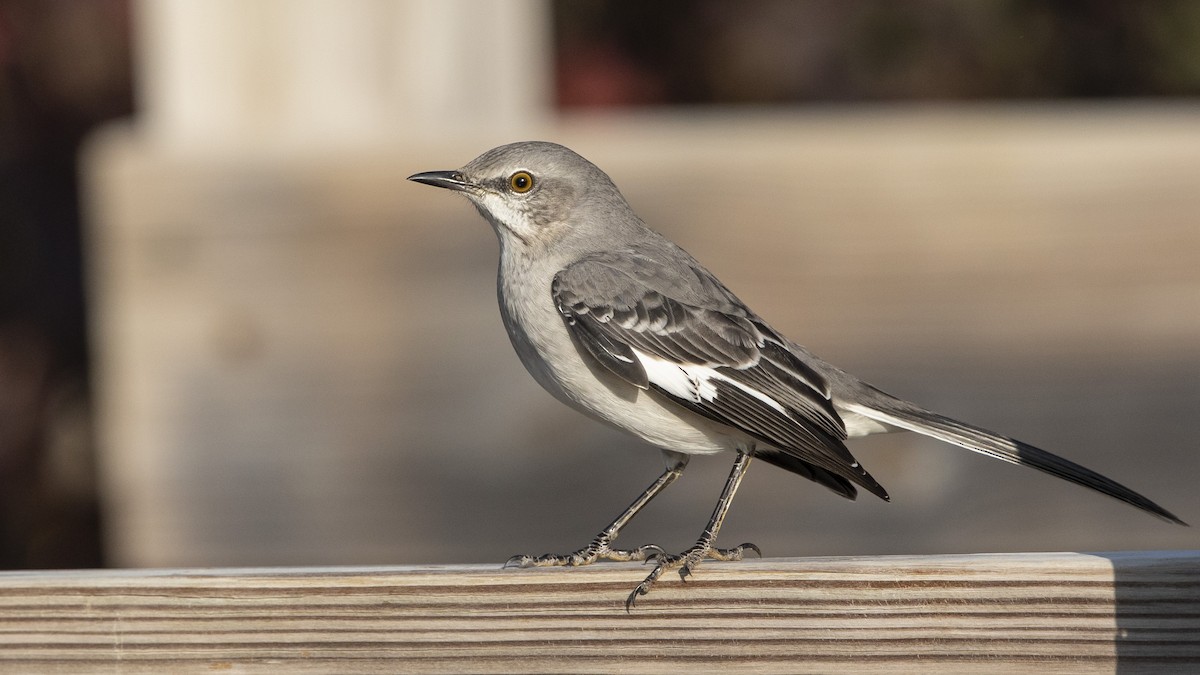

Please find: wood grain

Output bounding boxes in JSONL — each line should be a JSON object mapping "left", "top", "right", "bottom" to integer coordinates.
{"left": 1, "top": 551, "right": 1197, "bottom": 673}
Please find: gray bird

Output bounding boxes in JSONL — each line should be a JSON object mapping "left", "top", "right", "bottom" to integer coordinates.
{"left": 409, "top": 141, "right": 1184, "bottom": 608}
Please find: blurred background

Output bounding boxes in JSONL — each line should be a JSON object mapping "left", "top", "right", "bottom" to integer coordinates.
{"left": 1, "top": 0, "right": 1197, "bottom": 570}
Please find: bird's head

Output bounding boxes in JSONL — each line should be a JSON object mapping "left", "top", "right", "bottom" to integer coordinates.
{"left": 408, "top": 141, "right": 631, "bottom": 253}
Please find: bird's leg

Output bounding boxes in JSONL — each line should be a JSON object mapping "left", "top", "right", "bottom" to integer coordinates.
{"left": 505, "top": 460, "right": 685, "bottom": 568}
{"left": 626, "top": 451, "right": 758, "bottom": 610}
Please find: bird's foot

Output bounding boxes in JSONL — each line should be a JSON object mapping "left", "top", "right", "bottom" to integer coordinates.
{"left": 625, "top": 541, "right": 760, "bottom": 610}
{"left": 504, "top": 534, "right": 664, "bottom": 568}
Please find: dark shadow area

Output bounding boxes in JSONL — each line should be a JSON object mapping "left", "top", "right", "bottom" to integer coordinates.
{"left": 0, "top": 0, "right": 132, "bottom": 568}
{"left": 1105, "top": 550, "right": 1200, "bottom": 673}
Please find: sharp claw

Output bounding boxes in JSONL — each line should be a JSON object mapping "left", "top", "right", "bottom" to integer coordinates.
{"left": 624, "top": 586, "right": 644, "bottom": 612}
{"left": 639, "top": 544, "right": 667, "bottom": 563}
{"left": 744, "top": 542, "right": 762, "bottom": 558}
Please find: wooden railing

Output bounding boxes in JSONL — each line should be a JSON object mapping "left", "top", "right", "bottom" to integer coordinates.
{"left": 2, "top": 551, "right": 1197, "bottom": 673}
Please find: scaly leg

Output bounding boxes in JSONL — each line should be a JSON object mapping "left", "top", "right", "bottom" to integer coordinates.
{"left": 626, "top": 450, "right": 758, "bottom": 610}
{"left": 506, "top": 459, "right": 685, "bottom": 568}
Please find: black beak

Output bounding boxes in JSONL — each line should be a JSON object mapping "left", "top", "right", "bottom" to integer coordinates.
{"left": 407, "top": 170, "right": 473, "bottom": 192}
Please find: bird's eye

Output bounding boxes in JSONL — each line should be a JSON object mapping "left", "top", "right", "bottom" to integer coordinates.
{"left": 509, "top": 171, "right": 534, "bottom": 193}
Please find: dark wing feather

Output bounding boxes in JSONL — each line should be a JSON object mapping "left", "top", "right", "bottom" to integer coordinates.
{"left": 755, "top": 448, "right": 859, "bottom": 500}
{"left": 553, "top": 251, "right": 889, "bottom": 501}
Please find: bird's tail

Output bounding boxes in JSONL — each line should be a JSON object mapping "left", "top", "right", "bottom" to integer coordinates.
{"left": 836, "top": 377, "right": 1186, "bottom": 525}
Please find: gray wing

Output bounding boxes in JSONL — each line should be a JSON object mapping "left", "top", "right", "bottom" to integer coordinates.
{"left": 553, "top": 250, "right": 889, "bottom": 501}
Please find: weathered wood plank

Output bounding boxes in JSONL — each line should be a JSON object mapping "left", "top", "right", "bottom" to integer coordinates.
{"left": 1, "top": 551, "right": 1197, "bottom": 674}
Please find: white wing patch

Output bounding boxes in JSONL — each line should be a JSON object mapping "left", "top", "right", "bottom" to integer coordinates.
{"left": 633, "top": 348, "right": 717, "bottom": 402}
{"left": 631, "top": 348, "right": 787, "bottom": 414}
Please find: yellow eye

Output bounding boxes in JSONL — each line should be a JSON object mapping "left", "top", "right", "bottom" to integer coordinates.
{"left": 509, "top": 171, "right": 534, "bottom": 193}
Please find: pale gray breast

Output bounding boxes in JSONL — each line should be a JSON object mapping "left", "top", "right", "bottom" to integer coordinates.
{"left": 495, "top": 253, "right": 584, "bottom": 407}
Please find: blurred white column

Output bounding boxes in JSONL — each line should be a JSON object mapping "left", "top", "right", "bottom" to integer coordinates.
{"left": 134, "top": 0, "right": 552, "bottom": 150}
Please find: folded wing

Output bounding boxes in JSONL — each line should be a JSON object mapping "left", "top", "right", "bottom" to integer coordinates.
{"left": 553, "top": 251, "right": 888, "bottom": 501}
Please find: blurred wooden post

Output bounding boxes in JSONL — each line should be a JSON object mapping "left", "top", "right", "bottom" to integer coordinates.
{"left": 3, "top": 551, "right": 1198, "bottom": 673}
{"left": 133, "top": 0, "right": 551, "bottom": 148}
{"left": 92, "top": 0, "right": 553, "bottom": 567}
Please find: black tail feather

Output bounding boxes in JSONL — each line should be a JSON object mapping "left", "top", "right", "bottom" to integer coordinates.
{"left": 840, "top": 380, "right": 1186, "bottom": 525}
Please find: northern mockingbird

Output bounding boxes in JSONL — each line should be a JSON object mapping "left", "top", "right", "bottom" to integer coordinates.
{"left": 409, "top": 141, "right": 1184, "bottom": 608}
